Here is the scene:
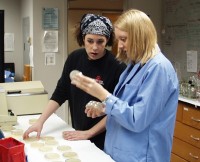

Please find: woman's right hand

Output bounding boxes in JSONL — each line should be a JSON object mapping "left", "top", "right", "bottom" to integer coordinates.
{"left": 71, "top": 73, "right": 110, "bottom": 102}
{"left": 23, "top": 122, "right": 43, "bottom": 139}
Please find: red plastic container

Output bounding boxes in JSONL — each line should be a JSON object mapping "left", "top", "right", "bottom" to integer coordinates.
{"left": 0, "top": 137, "right": 26, "bottom": 162}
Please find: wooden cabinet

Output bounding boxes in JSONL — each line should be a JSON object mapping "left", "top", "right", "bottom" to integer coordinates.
{"left": 171, "top": 153, "right": 188, "bottom": 162}
{"left": 171, "top": 101, "right": 200, "bottom": 162}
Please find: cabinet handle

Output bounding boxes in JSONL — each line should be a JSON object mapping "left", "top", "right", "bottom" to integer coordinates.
{"left": 190, "top": 135, "right": 200, "bottom": 141}
{"left": 191, "top": 117, "right": 200, "bottom": 122}
{"left": 189, "top": 153, "right": 199, "bottom": 159}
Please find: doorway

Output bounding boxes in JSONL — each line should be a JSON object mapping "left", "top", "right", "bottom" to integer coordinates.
{"left": 0, "top": 10, "right": 4, "bottom": 83}
{"left": 102, "top": 12, "right": 121, "bottom": 56}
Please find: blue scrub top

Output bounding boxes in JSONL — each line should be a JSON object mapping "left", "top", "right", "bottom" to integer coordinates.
{"left": 104, "top": 50, "right": 179, "bottom": 162}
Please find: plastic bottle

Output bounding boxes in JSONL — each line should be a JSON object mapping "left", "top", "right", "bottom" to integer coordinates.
{"left": 187, "top": 81, "right": 192, "bottom": 98}
{"left": 190, "top": 84, "right": 196, "bottom": 98}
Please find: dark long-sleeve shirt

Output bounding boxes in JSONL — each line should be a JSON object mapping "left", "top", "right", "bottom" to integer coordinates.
{"left": 51, "top": 48, "right": 126, "bottom": 149}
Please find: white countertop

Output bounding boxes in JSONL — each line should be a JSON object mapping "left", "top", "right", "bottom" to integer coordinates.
{"left": 179, "top": 95, "right": 200, "bottom": 107}
{"left": 3, "top": 114, "right": 115, "bottom": 162}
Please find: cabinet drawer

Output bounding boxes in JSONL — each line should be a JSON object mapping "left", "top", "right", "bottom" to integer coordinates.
{"left": 174, "top": 121, "right": 200, "bottom": 149}
{"left": 172, "top": 137, "right": 200, "bottom": 162}
{"left": 182, "top": 106, "right": 200, "bottom": 130}
{"left": 171, "top": 153, "right": 187, "bottom": 162}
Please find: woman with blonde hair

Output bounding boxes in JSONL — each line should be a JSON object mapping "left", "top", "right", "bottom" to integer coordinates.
{"left": 71, "top": 9, "right": 179, "bottom": 162}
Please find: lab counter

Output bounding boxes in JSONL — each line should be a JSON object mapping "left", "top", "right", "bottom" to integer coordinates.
{"left": 179, "top": 95, "right": 200, "bottom": 107}
{"left": 2, "top": 114, "right": 115, "bottom": 162}
{"left": 172, "top": 97, "right": 200, "bottom": 161}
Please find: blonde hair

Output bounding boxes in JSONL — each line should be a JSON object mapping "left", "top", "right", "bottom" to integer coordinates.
{"left": 114, "top": 9, "right": 157, "bottom": 64}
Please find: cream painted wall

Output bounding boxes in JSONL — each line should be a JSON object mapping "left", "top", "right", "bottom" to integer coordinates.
{"left": 31, "top": 0, "right": 68, "bottom": 121}
{"left": 32, "top": 0, "right": 67, "bottom": 96}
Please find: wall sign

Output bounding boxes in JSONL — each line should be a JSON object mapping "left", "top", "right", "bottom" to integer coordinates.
{"left": 42, "top": 8, "right": 58, "bottom": 30}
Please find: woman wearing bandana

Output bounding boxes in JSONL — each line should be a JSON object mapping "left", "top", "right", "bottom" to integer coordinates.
{"left": 71, "top": 9, "right": 179, "bottom": 162}
{"left": 23, "top": 14, "right": 126, "bottom": 150}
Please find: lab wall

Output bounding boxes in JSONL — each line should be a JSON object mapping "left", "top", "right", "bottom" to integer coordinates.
{"left": 1, "top": 0, "right": 68, "bottom": 121}
{"left": 31, "top": 0, "right": 68, "bottom": 121}
{"left": 162, "top": 0, "right": 200, "bottom": 81}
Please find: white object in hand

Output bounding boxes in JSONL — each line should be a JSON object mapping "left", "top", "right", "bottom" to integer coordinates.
{"left": 85, "top": 101, "right": 106, "bottom": 117}
{"left": 69, "top": 70, "right": 81, "bottom": 80}
{"left": 86, "top": 101, "right": 104, "bottom": 109}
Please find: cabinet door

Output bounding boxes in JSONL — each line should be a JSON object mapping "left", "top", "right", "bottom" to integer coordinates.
{"left": 182, "top": 106, "right": 200, "bottom": 130}
{"left": 102, "top": 12, "right": 121, "bottom": 56}
{"left": 174, "top": 121, "right": 200, "bottom": 149}
{"left": 172, "top": 137, "right": 200, "bottom": 162}
{"left": 171, "top": 153, "right": 188, "bottom": 162}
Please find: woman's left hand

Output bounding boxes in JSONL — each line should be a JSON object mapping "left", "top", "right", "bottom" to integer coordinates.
{"left": 63, "top": 130, "right": 92, "bottom": 140}
{"left": 85, "top": 101, "right": 106, "bottom": 118}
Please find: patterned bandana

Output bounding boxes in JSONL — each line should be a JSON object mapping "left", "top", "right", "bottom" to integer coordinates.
{"left": 80, "top": 14, "right": 113, "bottom": 38}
